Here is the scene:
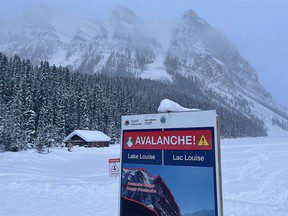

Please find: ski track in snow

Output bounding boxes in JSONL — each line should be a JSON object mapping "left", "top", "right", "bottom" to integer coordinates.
{"left": 0, "top": 136, "right": 288, "bottom": 216}
{"left": 221, "top": 136, "right": 288, "bottom": 216}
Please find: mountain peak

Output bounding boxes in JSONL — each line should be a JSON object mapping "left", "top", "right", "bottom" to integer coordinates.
{"left": 183, "top": 9, "right": 199, "bottom": 20}
{"left": 111, "top": 5, "right": 136, "bottom": 24}
{"left": 182, "top": 9, "right": 207, "bottom": 26}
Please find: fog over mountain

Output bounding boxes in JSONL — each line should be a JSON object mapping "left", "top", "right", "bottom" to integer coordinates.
{"left": 0, "top": 4, "right": 287, "bottom": 135}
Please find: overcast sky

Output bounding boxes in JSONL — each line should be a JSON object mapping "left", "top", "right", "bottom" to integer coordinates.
{"left": 2, "top": 0, "right": 288, "bottom": 107}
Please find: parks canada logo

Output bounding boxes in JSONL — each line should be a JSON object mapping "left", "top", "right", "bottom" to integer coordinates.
{"left": 124, "top": 120, "right": 130, "bottom": 126}
{"left": 126, "top": 137, "right": 134, "bottom": 147}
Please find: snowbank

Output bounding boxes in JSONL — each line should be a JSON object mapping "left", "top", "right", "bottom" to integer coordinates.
{"left": 157, "top": 99, "right": 200, "bottom": 113}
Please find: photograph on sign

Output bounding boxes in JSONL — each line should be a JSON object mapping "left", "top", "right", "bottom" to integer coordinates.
{"left": 120, "top": 111, "right": 222, "bottom": 216}
{"left": 122, "top": 165, "right": 215, "bottom": 216}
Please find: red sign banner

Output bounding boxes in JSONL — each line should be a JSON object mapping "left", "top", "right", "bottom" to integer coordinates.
{"left": 109, "top": 158, "right": 120, "bottom": 163}
{"left": 123, "top": 129, "right": 213, "bottom": 150}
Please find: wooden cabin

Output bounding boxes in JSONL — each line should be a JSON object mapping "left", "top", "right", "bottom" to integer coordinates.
{"left": 64, "top": 130, "right": 111, "bottom": 147}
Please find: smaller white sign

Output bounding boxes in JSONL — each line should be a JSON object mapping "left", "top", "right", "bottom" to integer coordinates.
{"left": 109, "top": 158, "right": 120, "bottom": 177}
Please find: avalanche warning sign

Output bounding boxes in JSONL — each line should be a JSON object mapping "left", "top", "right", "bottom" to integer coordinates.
{"left": 120, "top": 110, "right": 223, "bottom": 216}
{"left": 109, "top": 158, "right": 120, "bottom": 177}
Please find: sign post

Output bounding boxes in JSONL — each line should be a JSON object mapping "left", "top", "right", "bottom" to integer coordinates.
{"left": 120, "top": 111, "right": 223, "bottom": 216}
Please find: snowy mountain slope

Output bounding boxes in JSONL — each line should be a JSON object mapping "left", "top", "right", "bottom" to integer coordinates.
{"left": 165, "top": 10, "right": 288, "bottom": 134}
{"left": 61, "top": 6, "right": 166, "bottom": 78}
{"left": 0, "top": 5, "right": 100, "bottom": 65}
{"left": 164, "top": 10, "right": 288, "bottom": 134}
{"left": 0, "top": 5, "right": 287, "bottom": 133}
{"left": 166, "top": 10, "right": 269, "bottom": 104}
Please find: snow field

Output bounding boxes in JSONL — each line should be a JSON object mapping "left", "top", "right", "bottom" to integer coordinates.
{"left": 0, "top": 146, "right": 120, "bottom": 216}
{"left": 0, "top": 136, "right": 288, "bottom": 216}
{"left": 221, "top": 136, "right": 288, "bottom": 215}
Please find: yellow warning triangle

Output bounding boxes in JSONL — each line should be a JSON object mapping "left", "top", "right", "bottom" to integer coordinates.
{"left": 198, "top": 135, "right": 209, "bottom": 146}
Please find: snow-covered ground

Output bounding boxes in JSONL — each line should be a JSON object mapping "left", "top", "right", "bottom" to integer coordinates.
{"left": 222, "top": 135, "right": 288, "bottom": 216}
{"left": 0, "top": 146, "right": 120, "bottom": 216}
{"left": 0, "top": 135, "right": 288, "bottom": 216}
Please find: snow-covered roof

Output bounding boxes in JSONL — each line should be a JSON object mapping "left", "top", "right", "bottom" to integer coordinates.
{"left": 158, "top": 99, "right": 200, "bottom": 113}
{"left": 64, "top": 130, "right": 111, "bottom": 143}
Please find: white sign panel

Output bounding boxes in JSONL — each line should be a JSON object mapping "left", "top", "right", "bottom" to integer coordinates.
{"left": 120, "top": 110, "right": 223, "bottom": 216}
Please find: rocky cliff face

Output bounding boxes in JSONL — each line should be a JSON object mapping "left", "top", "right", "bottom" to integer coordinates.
{"left": 0, "top": 5, "right": 287, "bottom": 134}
